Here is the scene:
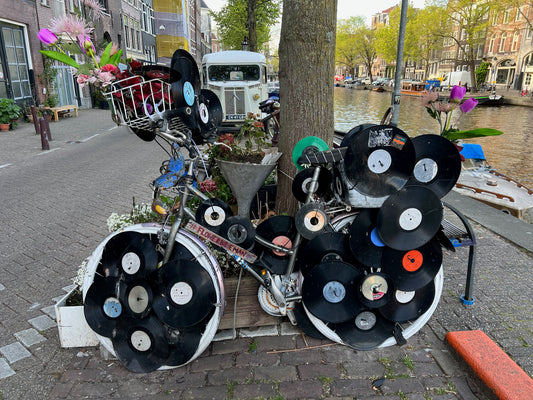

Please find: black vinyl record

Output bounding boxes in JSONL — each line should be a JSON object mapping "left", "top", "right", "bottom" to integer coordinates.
{"left": 254, "top": 216, "right": 296, "bottom": 274}
{"left": 291, "top": 167, "right": 333, "bottom": 203}
{"left": 378, "top": 280, "right": 436, "bottom": 323}
{"left": 348, "top": 209, "right": 386, "bottom": 269}
{"left": 377, "top": 185, "right": 443, "bottom": 251}
{"left": 195, "top": 198, "right": 233, "bottom": 234}
{"left": 153, "top": 259, "right": 217, "bottom": 328}
{"left": 219, "top": 215, "right": 256, "bottom": 250}
{"left": 165, "top": 326, "right": 203, "bottom": 367}
{"left": 295, "top": 203, "right": 329, "bottom": 240}
{"left": 381, "top": 237, "right": 442, "bottom": 291}
{"left": 119, "top": 280, "right": 153, "bottom": 319}
{"left": 358, "top": 273, "right": 393, "bottom": 309}
{"left": 99, "top": 231, "right": 158, "bottom": 281}
{"left": 112, "top": 315, "right": 169, "bottom": 373}
{"left": 84, "top": 275, "right": 123, "bottom": 337}
{"left": 407, "top": 134, "right": 462, "bottom": 198}
{"left": 340, "top": 123, "right": 377, "bottom": 148}
{"left": 343, "top": 125, "right": 416, "bottom": 197}
{"left": 293, "top": 302, "right": 328, "bottom": 340}
{"left": 298, "top": 232, "right": 358, "bottom": 276}
{"left": 302, "top": 261, "right": 364, "bottom": 324}
{"left": 332, "top": 310, "right": 395, "bottom": 351}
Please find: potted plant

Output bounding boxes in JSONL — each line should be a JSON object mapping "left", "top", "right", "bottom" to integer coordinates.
{"left": 0, "top": 98, "right": 22, "bottom": 131}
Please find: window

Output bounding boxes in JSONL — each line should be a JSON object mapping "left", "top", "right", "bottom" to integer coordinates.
{"left": 503, "top": 8, "right": 510, "bottom": 24}
{"left": 135, "top": 21, "right": 141, "bottom": 50}
{"left": 525, "top": 73, "right": 531, "bottom": 86}
{"left": 512, "top": 32, "right": 520, "bottom": 51}
{"left": 208, "top": 65, "right": 261, "bottom": 81}
{"left": 492, "top": 12, "right": 498, "bottom": 25}
{"left": 515, "top": 7, "right": 523, "bottom": 21}
{"left": 124, "top": 16, "right": 130, "bottom": 49}
{"left": 489, "top": 34, "right": 495, "bottom": 53}
{"left": 499, "top": 33, "right": 507, "bottom": 52}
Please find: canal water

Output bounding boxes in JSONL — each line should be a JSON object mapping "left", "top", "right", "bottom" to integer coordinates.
{"left": 334, "top": 87, "right": 533, "bottom": 187}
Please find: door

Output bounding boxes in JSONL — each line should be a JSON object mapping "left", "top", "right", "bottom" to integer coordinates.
{"left": 54, "top": 64, "right": 76, "bottom": 106}
{"left": 0, "top": 23, "right": 32, "bottom": 103}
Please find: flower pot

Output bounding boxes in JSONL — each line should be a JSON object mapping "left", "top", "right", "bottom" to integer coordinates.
{"left": 0, "top": 123, "right": 10, "bottom": 131}
{"left": 54, "top": 287, "right": 99, "bottom": 348}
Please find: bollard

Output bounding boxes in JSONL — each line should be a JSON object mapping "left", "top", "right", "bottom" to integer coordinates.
{"left": 43, "top": 115, "right": 52, "bottom": 141}
{"left": 39, "top": 117, "right": 50, "bottom": 150}
{"left": 31, "top": 106, "right": 41, "bottom": 136}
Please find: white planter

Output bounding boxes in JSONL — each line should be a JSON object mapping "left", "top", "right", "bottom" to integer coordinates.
{"left": 55, "top": 288, "right": 99, "bottom": 348}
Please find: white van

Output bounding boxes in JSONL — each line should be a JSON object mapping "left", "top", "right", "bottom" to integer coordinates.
{"left": 201, "top": 51, "right": 268, "bottom": 129}
{"left": 440, "top": 71, "right": 472, "bottom": 90}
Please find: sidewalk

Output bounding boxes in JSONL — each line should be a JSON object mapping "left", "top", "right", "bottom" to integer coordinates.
{"left": 0, "top": 109, "right": 531, "bottom": 399}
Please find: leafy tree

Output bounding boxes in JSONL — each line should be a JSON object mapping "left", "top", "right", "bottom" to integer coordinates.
{"left": 352, "top": 26, "right": 378, "bottom": 82}
{"left": 211, "top": 0, "right": 281, "bottom": 52}
{"left": 475, "top": 61, "right": 490, "bottom": 86}
{"left": 276, "top": 0, "right": 336, "bottom": 214}
{"left": 336, "top": 16, "right": 366, "bottom": 78}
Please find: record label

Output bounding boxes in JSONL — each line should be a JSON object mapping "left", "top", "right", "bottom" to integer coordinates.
{"left": 122, "top": 252, "right": 141, "bottom": 275}
{"left": 323, "top": 281, "right": 346, "bottom": 303}
{"left": 103, "top": 297, "right": 122, "bottom": 318}
{"left": 198, "top": 102, "right": 209, "bottom": 123}
{"left": 395, "top": 290, "right": 416, "bottom": 303}
{"left": 128, "top": 286, "right": 150, "bottom": 314}
{"left": 170, "top": 282, "right": 194, "bottom": 305}
{"left": 272, "top": 236, "right": 292, "bottom": 256}
{"left": 203, "top": 205, "right": 226, "bottom": 226}
{"left": 402, "top": 250, "right": 423, "bottom": 272}
{"left": 131, "top": 330, "right": 152, "bottom": 352}
{"left": 413, "top": 158, "right": 438, "bottom": 183}
{"left": 399, "top": 208, "right": 423, "bottom": 231}
{"left": 183, "top": 81, "right": 195, "bottom": 106}
{"left": 354, "top": 311, "right": 377, "bottom": 331}
{"left": 370, "top": 228, "right": 386, "bottom": 247}
{"left": 367, "top": 149, "right": 392, "bottom": 174}
{"left": 361, "top": 275, "right": 389, "bottom": 302}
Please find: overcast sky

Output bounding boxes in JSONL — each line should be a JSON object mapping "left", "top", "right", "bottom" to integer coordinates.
{"left": 203, "top": 0, "right": 426, "bottom": 25}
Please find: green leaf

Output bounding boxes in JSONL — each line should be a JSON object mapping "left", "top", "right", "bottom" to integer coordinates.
{"left": 100, "top": 42, "right": 113, "bottom": 66}
{"left": 40, "top": 50, "right": 80, "bottom": 69}
{"left": 109, "top": 49, "right": 123, "bottom": 65}
{"left": 443, "top": 128, "right": 503, "bottom": 141}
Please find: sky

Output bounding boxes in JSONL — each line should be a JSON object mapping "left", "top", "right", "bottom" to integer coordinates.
{"left": 203, "top": 0, "right": 426, "bottom": 25}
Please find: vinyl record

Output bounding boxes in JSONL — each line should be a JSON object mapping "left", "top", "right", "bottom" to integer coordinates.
{"left": 200, "top": 89, "right": 223, "bottom": 128}
{"left": 358, "top": 273, "right": 393, "bottom": 309}
{"left": 292, "top": 136, "right": 329, "bottom": 171}
{"left": 340, "top": 123, "right": 377, "bottom": 147}
{"left": 377, "top": 185, "right": 443, "bottom": 251}
{"left": 84, "top": 275, "right": 123, "bottom": 338}
{"left": 378, "top": 281, "right": 436, "bottom": 323}
{"left": 254, "top": 216, "right": 296, "bottom": 274}
{"left": 153, "top": 259, "right": 217, "bottom": 328}
{"left": 99, "top": 231, "right": 158, "bottom": 280}
{"left": 332, "top": 310, "right": 395, "bottom": 350}
{"left": 348, "top": 208, "right": 386, "bottom": 269}
{"left": 119, "top": 280, "right": 153, "bottom": 319}
{"left": 407, "top": 134, "right": 462, "bottom": 198}
{"left": 195, "top": 198, "right": 233, "bottom": 234}
{"left": 343, "top": 125, "right": 416, "bottom": 197}
{"left": 170, "top": 49, "right": 201, "bottom": 105}
{"left": 295, "top": 203, "right": 329, "bottom": 240}
{"left": 293, "top": 302, "right": 328, "bottom": 340}
{"left": 165, "top": 326, "right": 203, "bottom": 367}
{"left": 112, "top": 315, "right": 169, "bottom": 373}
{"left": 298, "top": 232, "right": 357, "bottom": 276}
{"left": 292, "top": 167, "right": 333, "bottom": 203}
{"left": 302, "top": 261, "right": 364, "bottom": 324}
{"left": 219, "top": 215, "right": 256, "bottom": 250}
{"left": 381, "top": 236, "right": 442, "bottom": 291}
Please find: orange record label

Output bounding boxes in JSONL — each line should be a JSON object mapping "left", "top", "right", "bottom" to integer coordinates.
{"left": 402, "top": 250, "right": 423, "bottom": 272}
{"left": 272, "top": 235, "right": 292, "bottom": 257}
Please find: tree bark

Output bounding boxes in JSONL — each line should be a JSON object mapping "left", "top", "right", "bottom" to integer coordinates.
{"left": 247, "top": 0, "right": 258, "bottom": 52}
{"left": 276, "top": 0, "right": 337, "bottom": 215}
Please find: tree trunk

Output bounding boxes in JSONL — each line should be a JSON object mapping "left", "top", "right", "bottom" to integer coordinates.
{"left": 247, "top": 0, "right": 258, "bottom": 52}
{"left": 276, "top": 0, "right": 337, "bottom": 215}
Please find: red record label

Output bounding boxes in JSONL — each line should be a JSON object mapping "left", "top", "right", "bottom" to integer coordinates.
{"left": 272, "top": 235, "right": 292, "bottom": 256}
{"left": 402, "top": 250, "right": 423, "bottom": 272}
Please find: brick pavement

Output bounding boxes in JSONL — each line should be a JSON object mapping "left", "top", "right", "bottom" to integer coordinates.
{"left": 0, "top": 109, "right": 531, "bottom": 399}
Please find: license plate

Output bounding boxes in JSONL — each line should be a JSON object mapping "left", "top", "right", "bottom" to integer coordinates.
{"left": 225, "top": 114, "right": 245, "bottom": 121}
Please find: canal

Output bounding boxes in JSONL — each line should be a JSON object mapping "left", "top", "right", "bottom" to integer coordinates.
{"left": 334, "top": 87, "right": 533, "bottom": 187}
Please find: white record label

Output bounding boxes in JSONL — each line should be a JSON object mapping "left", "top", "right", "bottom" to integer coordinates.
{"left": 199, "top": 102, "right": 209, "bottom": 123}
{"left": 395, "top": 290, "right": 416, "bottom": 304}
{"left": 128, "top": 285, "right": 150, "bottom": 314}
{"left": 413, "top": 158, "right": 438, "bottom": 183}
{"left": 367, "top": 149, "right": 392, "bottom": 174}
{"left": 323, "top": 281, "right": 346, "bottom": 304}
{"left": 122, "top": 252, "right": 141, "bottom": 275}
{"left": 130, "top": 330, "right": 152, "bottom": 352}
{"left": 204, "top": 205, "right": 226, "bottom": 226}
{"left": 170, "top": 282, "right": 193, "bottom": 305}
{"left": 399, "top": 208, "right": 423, "bottom": 231}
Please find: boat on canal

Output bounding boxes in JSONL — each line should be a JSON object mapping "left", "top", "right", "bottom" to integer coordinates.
{"left": 400, "top": 80, "right": 427, "bottom": 96}
{"left": 454, "top": 143, "right": 533, "bottom": 222}
{"left": 471, "top": 92, "right": 504, "bottom": 106}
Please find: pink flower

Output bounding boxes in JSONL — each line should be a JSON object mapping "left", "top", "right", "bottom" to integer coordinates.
{"left": 78, "top": 35, "right": 95, "bottom": 56}
{"left": 436, "top": 102, "right": 453, "bottom": 113}
{"left": 38, "top": 28, "right": 58, "bottom": 45}
{"left": 83, "top": 0, "right": 105, "bottom": 20}
{"left": 95, "top": 70, "right": 115, "bottom": 87}
{"left": 76, "top": 74, "right": 90, "bottom": 88}
{"left": 422, "top": 91, "right": 438, "bottom": 107}
{"left": 49, "top": 15, "right": 92, "bottom": 37}
{"left": 449, "top": 85, "right": 466, "bottom": 102}
{"left": 460, "top": 97, "right": 478, "bottom": 114}
{"left": 101, "top": 64, "right": 119, "bottom": 74}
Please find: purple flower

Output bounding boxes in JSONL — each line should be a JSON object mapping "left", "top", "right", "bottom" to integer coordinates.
{"left": 38, "top": 28, "right": 58, "bottom": 45}
{"left": 78, "top": 35, "right": 95, "bottom": 56}
{"left": 449, "top": 85, "right": 467, "bottom": 102}
{"left": 460, "top": 97, "right": 478, "bottom": 114}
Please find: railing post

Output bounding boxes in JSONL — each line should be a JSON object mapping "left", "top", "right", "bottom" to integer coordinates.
{"left": 39, "top": 117, "right": 50, "bottom": 150}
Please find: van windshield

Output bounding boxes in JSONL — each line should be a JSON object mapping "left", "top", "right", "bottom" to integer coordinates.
{"left": 208, "top": 65, "right": 260, "bottom": 81}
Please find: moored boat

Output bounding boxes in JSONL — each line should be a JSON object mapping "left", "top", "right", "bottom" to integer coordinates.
{"left": 400, "top": 80, "right": 427, "bottom": 97}
{"left": 472, "top": 92, "right": 504, "bottom": 106}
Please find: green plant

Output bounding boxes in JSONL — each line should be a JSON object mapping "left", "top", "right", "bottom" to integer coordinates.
{"left": 43, "top": 94, "right": 59, "bottom": 108}
{"left": 0, "top": 98, "right": 22, "bottom": 125}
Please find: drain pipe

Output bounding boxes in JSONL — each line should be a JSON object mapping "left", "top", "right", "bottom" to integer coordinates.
{"left": 390, "top": 0, "right": 408, "bottom": 127}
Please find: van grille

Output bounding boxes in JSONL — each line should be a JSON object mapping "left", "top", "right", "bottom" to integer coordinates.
{"left": 224, "top": 88, "right": 245, "bottom": 115}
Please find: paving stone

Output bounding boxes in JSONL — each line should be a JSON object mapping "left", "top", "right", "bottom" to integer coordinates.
{"left": 14, "top": 328, "right": 47, "bottom": 347}
{"left": 0, "top": 342, "right": 31, "bottom": 364}
{"left": 231, "top": 382, "right": 277, "bottom": 400}
{"left": 239, "top": 325, "right": 279, "bottom": 338}
{"left": 28, "top": 314, "right": 57, "bottom": 331}
{"left": 0, "top": 357, "right": 15, "bottom": 379}
{"left": 182, "top": 384, "right": 230, "bottom": 400}
{"left": 254, "top": 365, "right": 298, "bottom": 382}
{"left": 40, "top": 305, "right": 56, "bottom": 318}
{"left": 278, "top": 380, "right": 324, "bottom": 399}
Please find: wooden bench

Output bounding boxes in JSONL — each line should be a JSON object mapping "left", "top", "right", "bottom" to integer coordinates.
{"left": 46, "top": 105, "right": 78, "bottom": 122}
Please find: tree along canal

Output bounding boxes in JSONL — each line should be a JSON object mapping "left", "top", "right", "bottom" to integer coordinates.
{"left": 334, "top": 87, "right": 533, "bottom": 188}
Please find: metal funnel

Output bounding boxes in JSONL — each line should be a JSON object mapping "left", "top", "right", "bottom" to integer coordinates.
{"left": 216, "top": 159, "right": 276, "bottom": 218}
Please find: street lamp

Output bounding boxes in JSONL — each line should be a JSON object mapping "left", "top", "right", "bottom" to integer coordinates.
{"left": 242, "top": 37, "right": 249, "bottom": 51}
